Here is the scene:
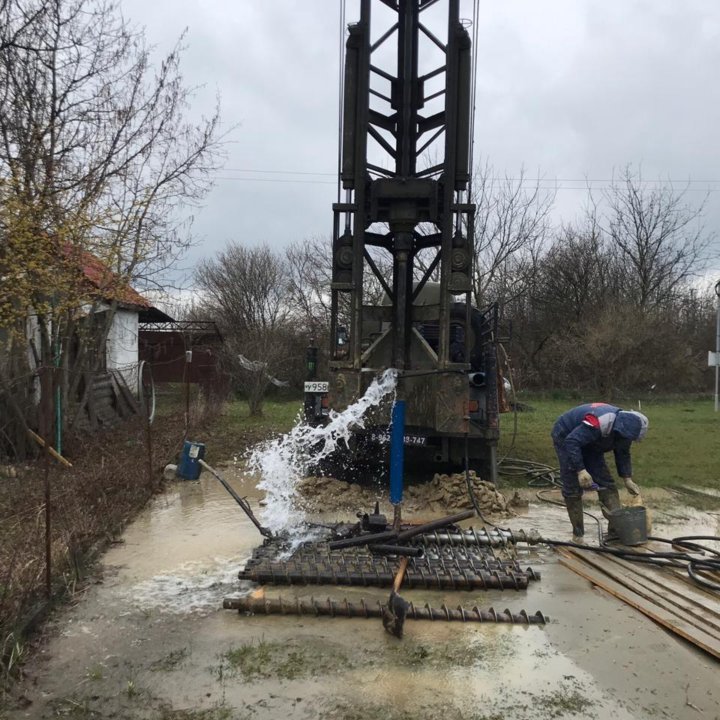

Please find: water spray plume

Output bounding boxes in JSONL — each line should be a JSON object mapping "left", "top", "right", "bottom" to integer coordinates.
{"left": 246, "top": 369, "right": 398, "bottom": 542}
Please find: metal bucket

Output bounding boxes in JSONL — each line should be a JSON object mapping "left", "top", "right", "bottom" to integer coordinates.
{"left": 608, "top": 506, "right": 648, "bottom": 545}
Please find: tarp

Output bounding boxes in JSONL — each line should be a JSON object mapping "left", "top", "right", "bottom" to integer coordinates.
{"left": 237, "top": 354, "right": 289, "bottom": 387}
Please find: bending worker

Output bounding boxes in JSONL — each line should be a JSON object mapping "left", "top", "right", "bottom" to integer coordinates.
{"left": 551, "top": 403, "right": 649, "bottom": 542}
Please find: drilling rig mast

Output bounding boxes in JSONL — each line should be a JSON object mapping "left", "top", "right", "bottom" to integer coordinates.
{"left": 317, "top": 0, "right": 502, "bottom": 481}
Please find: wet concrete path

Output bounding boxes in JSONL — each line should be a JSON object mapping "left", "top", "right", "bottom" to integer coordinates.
{"left": 5, "top": 471, "right": 720, "bottom": 720}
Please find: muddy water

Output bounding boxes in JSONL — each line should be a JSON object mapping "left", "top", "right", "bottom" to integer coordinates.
{"left": 5, "top": 473, "right": 720, "bottom": 720}
{"left": 103, "top": 472, "right": 262, "bottom": 614}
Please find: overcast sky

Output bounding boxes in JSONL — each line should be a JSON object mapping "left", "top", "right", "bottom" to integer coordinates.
{"left": 120, "top": 0, "right": 720, "bottom": 285}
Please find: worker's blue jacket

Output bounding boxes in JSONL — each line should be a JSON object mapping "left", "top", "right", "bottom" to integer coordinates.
{"left": 551, "top": 403, "right": 645, "bottom": 478}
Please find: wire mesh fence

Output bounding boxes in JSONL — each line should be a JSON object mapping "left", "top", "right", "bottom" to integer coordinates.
{"left": 0, "top": 406, "right": 194, "bottom": 687}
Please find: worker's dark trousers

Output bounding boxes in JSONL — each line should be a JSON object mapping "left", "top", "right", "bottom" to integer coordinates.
{"left": 553, "top": 440, "right": 616, "bottom": 498}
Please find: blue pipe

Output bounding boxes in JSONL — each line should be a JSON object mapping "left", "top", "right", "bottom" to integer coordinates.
{"left": 390, "top": 400, "right": 405, "bottom": 505}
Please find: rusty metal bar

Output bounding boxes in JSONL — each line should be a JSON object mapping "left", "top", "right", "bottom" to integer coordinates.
{"left": 395, "top": 510, "right": 475, "bottom": 542}
{"left": 328, "top": 510, "right": 475, "bottom": 550}
{"left": 328, "top": 529, "right": 398, "bottom": 550}
{"left": 223, "top": 595, "right": 547, "bottom": 624}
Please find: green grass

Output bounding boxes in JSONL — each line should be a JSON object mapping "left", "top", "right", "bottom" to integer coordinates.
{"left": 202, "top": 400, "right": 302, "bottom": 462}
{"left": 185, "top": 389, "right": 720, "bottom": 487}
{"left": 223, "top": 639, "right": 352, "bottom": 681}
{"left": 499, "top": 393, "right": 720, "bottom": 488}
{"left": 221, "top": 399, "right": 302, "bottom": 433}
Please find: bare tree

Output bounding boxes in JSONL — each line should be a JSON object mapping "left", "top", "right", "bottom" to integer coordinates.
{"left": 538, "top": 223, "right": 619, "bottom": 322}
{"left": 471, "top": 162, "right": 555, "bottom": 308}
{"left": 285, "top": 236, "right": 333, "bottom": 342}
{"left": 0, "top": 0, "right": 223, "bottom": 450}
{"left": 0, "top": 0, "right": 45, "bottom": 52}
{"left": 196, "top": 244, "right": 291, "bottom": 417}
{"left": 285, "top": 236, "right": 393, "bottom": 354}
{"left": 599, "top": 166, "right": 715, "bottom": 309}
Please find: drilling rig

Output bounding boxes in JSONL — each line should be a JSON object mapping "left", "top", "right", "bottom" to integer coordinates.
{"left": 307, "top": 0, "right": 504, "bottom": 483}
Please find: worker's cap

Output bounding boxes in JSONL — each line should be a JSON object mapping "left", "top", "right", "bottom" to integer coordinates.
{"left": 614, "top": 410, "right": 649, "bottom": 441}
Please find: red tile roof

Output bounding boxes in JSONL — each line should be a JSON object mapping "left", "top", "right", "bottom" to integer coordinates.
{"left": 66, "top": 247, "right": 152, "bottom": 309}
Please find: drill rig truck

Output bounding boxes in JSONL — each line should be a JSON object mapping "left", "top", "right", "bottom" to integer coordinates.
{"left": 306, "top": 0, "right": 505, "bottom": 483}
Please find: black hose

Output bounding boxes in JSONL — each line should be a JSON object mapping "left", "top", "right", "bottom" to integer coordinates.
{"left": 489, "top": 453, "right": 720, "bottom": 592}
{"left": 498, "top": 457, "right": 561, "bottom": 488}
{"left": 464, "top": 431, "right": 511, "bottom": 533}
{"left": 547, "top": 534, "right": 720, "bottom": 593}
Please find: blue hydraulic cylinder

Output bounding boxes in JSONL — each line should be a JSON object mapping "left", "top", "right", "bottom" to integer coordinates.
{"left": 389, "top": 400, "right": 406, "bottom": 505}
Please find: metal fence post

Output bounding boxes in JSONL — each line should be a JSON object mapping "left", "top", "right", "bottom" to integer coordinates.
{"left": 715, "top": 280, "right": 720, "bottom": 412}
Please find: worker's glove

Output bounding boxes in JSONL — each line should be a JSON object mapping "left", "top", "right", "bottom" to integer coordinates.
{"left": 577, "top": 469, "right": 594, "bottom": 489}
{"left": 623, "top": 477, "right": 640, "bottom": 496}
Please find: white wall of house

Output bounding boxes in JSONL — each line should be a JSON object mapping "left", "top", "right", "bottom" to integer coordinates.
{"left": 106, "top": 308, "right": 139, "bottom": 391}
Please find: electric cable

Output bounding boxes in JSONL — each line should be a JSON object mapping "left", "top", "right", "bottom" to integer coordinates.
{"left": 533, "top": 509, "right": 720, "bottom": 591}
{"left": 464, "top": 429, "right": 512, "bottom": 534}
{"left": 496, "top": 343, "right": 518, "bottom": 463}
{"left": 467, "top": 0, "right": 480, "bottom": 199}
{"left": 337, "top": 0, "right": 347, "bottom": 206}
{"left": 488, "top": 451, "right": 720, "bottom": 590}
{"left": 218, "top": 168, "right": 720, "bottom": 186}
{"left": 543, "top": 535, "right": 720, "bottom": 583}
{"left": 498, "top": 456, "right": 561, "bottom": 488}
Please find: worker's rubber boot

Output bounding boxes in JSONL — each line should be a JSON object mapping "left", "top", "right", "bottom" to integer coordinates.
{"left": 565, "top": 496, "right": 584, "bottom": 544}
{"left": 598, "top": 487, "right": 622, "bottom": 542}
{"left": 597, "top": 487, "right": 622, "bottom": 516}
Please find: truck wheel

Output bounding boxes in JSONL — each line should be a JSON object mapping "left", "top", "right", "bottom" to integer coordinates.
{"left": 450, "top": 303, "right": 485, "bottom": 371}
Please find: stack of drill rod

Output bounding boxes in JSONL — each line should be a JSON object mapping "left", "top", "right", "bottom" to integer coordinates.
{"left": 238, "top": 511, "right": 541, "bottom": 592}
{"left": 230, "top": 512, "right": 547, "bottom": 627}
{"left": 239, "top": 541, "right": 539, "bottom": 590}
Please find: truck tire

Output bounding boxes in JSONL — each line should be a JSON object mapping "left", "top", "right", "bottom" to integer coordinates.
{"left": 450, "top": 303, "right": 485, "bottom": 371}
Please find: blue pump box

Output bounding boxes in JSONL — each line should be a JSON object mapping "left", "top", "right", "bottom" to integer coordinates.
{"left": 176, "top": 440, "right": 205, "bottom": 480}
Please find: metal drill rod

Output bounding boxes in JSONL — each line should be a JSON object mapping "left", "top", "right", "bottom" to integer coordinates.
{"left": 395, "top": 510, "right": 476, "bottom": 542}
{"left": 241, "top": 555, "right": 527, "bottom": 573}
{"left": 328, "top": 529, "right": 399, "bottom": 550}
{"left": 414, "top": 527, "right": 542, "bottom": 547}
{"left": 239, "top": 568, "right": 530, "bottom": 590}
{"left": 244, "top": 552, "right": 530, "bottom": 576}
{"left": 223, "top": 595, "right": 548, "bottom": 624}
{"left": 327, "top": 511, "right": 476, "bottom": 550}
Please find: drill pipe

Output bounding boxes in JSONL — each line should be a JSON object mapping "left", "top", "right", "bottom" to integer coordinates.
{"left": 328, "top": 529, "right": 399, "bottom": 550}
{"left": 239, "top": 568, "right": 529, "bottom": 590}
{"left": 395, "top": 510, "right": 476, "bottom": 542}
{"left": 414, "top": 527, "right": 543, "bottom": 547}
{"left": 327, "top": 510, "right": 474, "bottom": 550}
{"left": 223, "top": 595, "right": 547, "bottom": 624}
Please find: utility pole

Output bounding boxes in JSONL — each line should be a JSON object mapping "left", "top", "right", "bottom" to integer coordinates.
{"left": 184, "top": 349, "right": 192, "bottom": 431}
{"left": 715, "top": 280, "right": 720, "bottom": 412}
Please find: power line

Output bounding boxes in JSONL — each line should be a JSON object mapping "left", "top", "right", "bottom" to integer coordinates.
{"left": 222, "top": 168, "right": 336, "bottom": 176}
{"left": 211, "top": 174, "right": 720, "bottom": 192}
{"left": 214, "top": 167, "right": 720, "bottom": 187}
{"left": 213, "top": 176, "right": 336, "bottom": 185}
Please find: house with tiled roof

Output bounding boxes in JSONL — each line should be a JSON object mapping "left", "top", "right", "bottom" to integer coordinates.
{"left": 21, "top": 248, "right": 174, "bottom": 431}
{"left": 72, "top": 249, "right": 172, "bottom": 391}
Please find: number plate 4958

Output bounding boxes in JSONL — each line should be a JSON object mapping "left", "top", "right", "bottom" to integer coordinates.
{"left": 304, "top": 381, "right": 329, "bottom": 393}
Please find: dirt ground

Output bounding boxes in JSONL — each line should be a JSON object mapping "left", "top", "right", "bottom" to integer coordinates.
{"left": 2, "top": 469, "right": 719, "bottom": 720}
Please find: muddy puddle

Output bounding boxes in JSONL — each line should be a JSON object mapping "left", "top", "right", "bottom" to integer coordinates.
{"left": 5, "top": 469, "right": 720, "bottom": 720}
